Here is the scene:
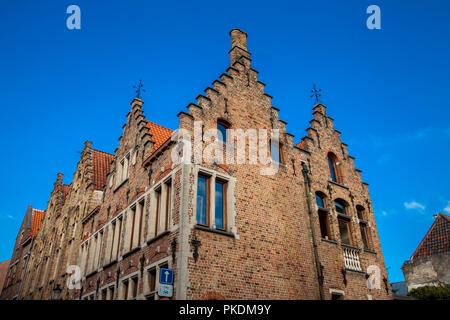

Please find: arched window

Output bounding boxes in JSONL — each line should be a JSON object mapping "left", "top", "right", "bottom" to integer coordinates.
{"left": 327, "top": 152, "right": 338, "bottom": 183}
{"left": 217, "top": 120, "right": 230, "bottom": 143}
{"left": 316, "top": 192, "right": 331, "bottom": 239}
{"left": 334, "top": 199, "right": 347, "bottom": 215}
{"left": 356, "top": 205, "right": 365, "bottom": 220}
{"left": 315, "top": 192, "right": 326, "bottom": 208}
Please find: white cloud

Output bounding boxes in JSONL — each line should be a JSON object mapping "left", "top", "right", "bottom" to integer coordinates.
{"left": 444, "top": 201, "right": 450, "bottom": 214}
{"left": 381, "top": 211, "right": 388, "bottom": 216}
{"left": 404, "top": 201, "right": 425, "bottom": 211}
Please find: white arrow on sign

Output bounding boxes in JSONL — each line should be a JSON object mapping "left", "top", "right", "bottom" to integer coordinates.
{"left": 165, "top": 270, "right": 170, "bottom": 282}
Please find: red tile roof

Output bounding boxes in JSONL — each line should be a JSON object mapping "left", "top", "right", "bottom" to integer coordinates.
{"left": 91, "top": 149, "right": 114, "bottom": 190}
{"left": 411, "top": 212, "right": 450, "bottom": 260}
{"left": 296, "top": 141, "right": 305, "bottom": 149}
{"left": 145, "top": 121, "right": 174, "bottom": 151}
{"left": 31, "top": 209, "right": 45, "bottom": 237}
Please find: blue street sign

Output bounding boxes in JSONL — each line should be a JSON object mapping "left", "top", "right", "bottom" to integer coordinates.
{"left": 159, "top": 268, "right": 174, "bottom": 285}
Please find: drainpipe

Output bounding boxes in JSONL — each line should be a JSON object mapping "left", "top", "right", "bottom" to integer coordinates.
{"left": 301, "top": 162, "right": 324, "bottom": 300}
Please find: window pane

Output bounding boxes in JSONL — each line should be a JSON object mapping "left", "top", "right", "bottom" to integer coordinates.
{"left": 196, "top": 176, "right": 207, "bottom": 225}
{"left": 215, "top": 182, "right": 224, "bottom": 229}
{"left": 328, "top": 156, "right": 337, "bottom": 182}
{"left": 148, "top": 269, "right": 156, "bottom": 292}
{"left": 318, "top": 211, "right": 329, "bottom": 238}
{"left": 218, "top": 123, "right": 227, "bottom": 143}
{"left": 316, "top": 194, "right": 324, "bottom": 208}
{"left": 271, "top": 141, "right": 280, "bottom": 163}
{"left": 360, "top": 224, "right": 369, "bottom": 249}
{"left": 335, "top": 200, "right": 345, "bottom": 214}
{"left": 339, "top": 220, "right": 351, "bottom": 245}
{"left": 357, "top": 207, "right": 364, "bottom": 220}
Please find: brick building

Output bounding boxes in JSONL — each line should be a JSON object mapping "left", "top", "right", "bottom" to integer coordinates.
{"left": 402, "top": 212, "right": 450, "bottom": 292}
{"left": 2, "top": 29, "right": 391, "bottom": 300}
{"left": 0, "top": 260, "right": 10, "bottom": 296}
{"left": 0, "top": 206, "right": 44, "bottom": 299}
{"left": 18, "top": 142, "right": 113, "bottom": 300}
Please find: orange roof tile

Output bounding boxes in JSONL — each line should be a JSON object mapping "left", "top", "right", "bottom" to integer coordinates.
{"left": 31, "top": 209, "right": 45, "bottom": 237}
{"left": 91, "top": 149, "right": 114, "bottom": 190}
{"left": 145, "top": 121, "right": 174, "bottom": 152}
{"left": 296, "top": 141, "right": 305, "bottom": 149}
{"left": 410, "top": 213, "right": 450, "bottom": 260}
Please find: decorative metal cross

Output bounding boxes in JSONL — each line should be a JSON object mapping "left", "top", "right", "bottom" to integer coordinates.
{"left": 310, "top": 84, "right": 322, "bottom": 103}
{"left": 133, "top": 79, "right": 146, "bottom": 99}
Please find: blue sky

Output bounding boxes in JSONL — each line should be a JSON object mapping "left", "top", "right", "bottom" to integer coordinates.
{"left": 0, "top": 1, "right": 449, "bottom": 283}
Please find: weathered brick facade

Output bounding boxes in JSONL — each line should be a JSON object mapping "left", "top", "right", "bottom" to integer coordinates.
{"left": 0, "top": 206, "right": 44, "bottom": 300}
{"left": 2, "top": 29, "right": 391, "bottom": 300}
{"left": 17, "top": 142, "right": 113, "bottom": 300}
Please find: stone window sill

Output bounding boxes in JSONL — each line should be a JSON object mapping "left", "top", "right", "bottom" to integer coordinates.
{"left": 320, "top": 238, "right": 338, "bottom": 246}
{"left": 103, "top": 259, "right": 118, "bottom": 269}
{"left": 147, "top": 230, "right": 170, "bottom": 245}
{"left": 114, "top": 178, "right": 129, "bottom": 193}
{"left": 122, "top": 246, "right": 141, "bottom": 259}
{"left": 194, "top": 224, "right": 235, "bottom": 238}
{"left": 329, "top": 180, "right": 349, "bottom": 190}
{"left": 85, "top": 270, "right": 98, "bottom": 279}
{"left": 345, "top": 268, "right": 366, "bottom": 276}
{"left": 341, "top": 243, "right": 361, "bottom": 251}
{"left": 364, "top": 248, "right": 377, "bottom": 255}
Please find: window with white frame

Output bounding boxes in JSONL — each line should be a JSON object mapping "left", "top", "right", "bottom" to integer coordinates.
{"left": 110, "top": 216, "right": 122, "bottom": 261}
{"left": 116, "top": 152, "right": 131, "bottom": 186}
{"left": 195, "top": 168, "right": 235, "bottom": 233}
{"left": 150, "top": 178, "right": 172, "bottom": 239}
{"left": 125, "top": 198, "right": 145, "bottom": 252}
{"left": 144, "top": 262, "right": 169, "bottom": 300}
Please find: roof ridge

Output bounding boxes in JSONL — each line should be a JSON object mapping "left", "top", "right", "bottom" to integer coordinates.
{"left": 91, "top": 148, "right": 115, "bottom": 157}
{"left": 438, "top": 212, "right": 450, "bottom": 221}
{"left": 145, "top": 119, "right": 174, "bottom": 132}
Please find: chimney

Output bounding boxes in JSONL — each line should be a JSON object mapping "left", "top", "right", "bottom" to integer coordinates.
{"left": 229, "top": 29, "right": 251, "bottom": 66}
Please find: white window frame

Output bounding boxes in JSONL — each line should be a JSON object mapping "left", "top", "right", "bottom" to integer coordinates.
{"left": 192, "top": 166, "right": 238, "bottom": 236}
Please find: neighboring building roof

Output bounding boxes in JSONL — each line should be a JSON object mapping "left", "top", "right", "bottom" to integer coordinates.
{"left": 31, "top": 209, "right": 45, "bottom": 237}
{"left": 390, "top": 281, "right": 408, "bottom": 296}
{"left": 410, "top": 212, "right": 450, "bottom": 260}
{"left": 91, "top": 149, "right": 114, "bottom": 190}
{"left": 145, "top": 121, "right": 174, "bottom": 151}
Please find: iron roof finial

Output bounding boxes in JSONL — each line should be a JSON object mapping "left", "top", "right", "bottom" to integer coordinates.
{"left": 133, "top": 79, "right": 146, "bottom": 99}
